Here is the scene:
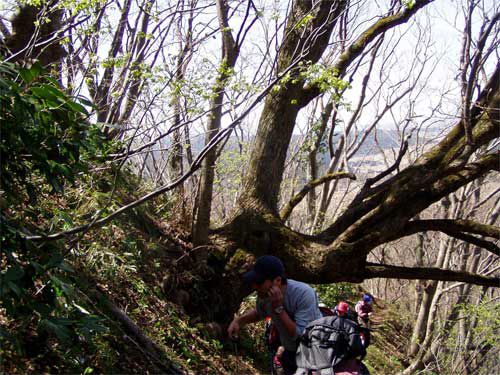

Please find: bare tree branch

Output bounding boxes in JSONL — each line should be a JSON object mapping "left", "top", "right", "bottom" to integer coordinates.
{"left": 301, "top": 0, "right": 434, "bottom": 105}
{"left": 280, "top": 171, "right": 356, "bottom": 221}
{"left": 351, "top": 139, "right": 409, "bottom": 205}
{"left": 403, "top": 219, "right": 500, "bottom": 238}
{"left": 95, "top": 0, "right": 132, "bottom": 122}
{"left": 365, "top": 262, "right": 499, "bottom": 287}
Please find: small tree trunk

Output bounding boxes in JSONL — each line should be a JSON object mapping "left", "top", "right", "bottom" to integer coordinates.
{"left": 408, "top": 199, "right": 452, "bottom": 357}
{"left": 307, "top": 102, "right": 333, "bottom": 229}
{"left": 169, "top": 5, "right": 194, "bottom": 221}
{"left": 408, "top": 280, "right": 436, "bottom": 357}
{"left": 414, "top": 231, "right": 425, "bottom": 311}
{"left": 192, "top": 0, "right": 238, "bottom": 247}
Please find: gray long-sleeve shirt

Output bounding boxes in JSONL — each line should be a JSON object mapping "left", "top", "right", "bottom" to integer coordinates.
{"left": 256, "top": 279, "right": 322, "bottom": 351}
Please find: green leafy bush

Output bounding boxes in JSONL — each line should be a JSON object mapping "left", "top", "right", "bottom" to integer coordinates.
{"left": 0, "top": 61, "right": 109, "bottom": 203}
{"left": 314, "top": 282, "right": 358, "bottom": 308}
{"left": 0, "top": 60, "right": 112, "bottom": 370}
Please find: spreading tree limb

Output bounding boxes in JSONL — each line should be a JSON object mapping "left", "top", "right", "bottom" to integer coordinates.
{"left": 365, "top": 263, "right": 499, "bottom": 287}
{"left": 301, "top": 0, "right": 434, "bottom": 105}
{"left": 401, "top": 219, "right": 500, "bottom": 256}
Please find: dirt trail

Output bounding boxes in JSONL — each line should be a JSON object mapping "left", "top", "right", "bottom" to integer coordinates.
{"left": 362, "top": 301, "right": 411, "bottom": 374}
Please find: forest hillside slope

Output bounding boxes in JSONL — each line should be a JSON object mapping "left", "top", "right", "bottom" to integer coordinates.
{"left": 1, "top": 174, "right": 410, "bottom": 374}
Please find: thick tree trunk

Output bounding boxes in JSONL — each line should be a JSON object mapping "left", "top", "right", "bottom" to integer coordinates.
{"left": 6, "top": 1, "right": 65, "bottom": 68}
{"left": 206, "top": 4, "right": 498, "bottom": 324}
{"left": 240, "top": 0, "right": 347, "bottom": 212}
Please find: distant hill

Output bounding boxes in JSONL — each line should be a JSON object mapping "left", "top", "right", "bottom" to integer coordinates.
{"left": 136, "top": 126, "right": 444, "bottom": 181}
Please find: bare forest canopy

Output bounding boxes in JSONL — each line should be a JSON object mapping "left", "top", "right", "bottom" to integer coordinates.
{"left": 1, "top": 0, "right": 499, "bottom": 373}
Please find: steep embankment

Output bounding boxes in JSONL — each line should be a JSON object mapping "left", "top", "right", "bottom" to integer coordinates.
{"left": 1, "top": 171, "right": 263, "bottom": 374}
{"left": 1, "top": 171, "right": 411, "bottom": 374}
{"left": 363, "top": 301, "right": 411, "bottom": 374}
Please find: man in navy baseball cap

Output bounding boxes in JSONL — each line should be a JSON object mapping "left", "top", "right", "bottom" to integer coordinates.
{"left": 244, "top": 255, "right": 285, "bottom": 286}
{"left": 228, "top": 255, "right": 321, "bottom": 375}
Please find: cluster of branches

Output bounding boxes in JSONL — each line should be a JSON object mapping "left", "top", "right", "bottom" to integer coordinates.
{"left": 3, "top": 0, "right": 497, "bottom": 287}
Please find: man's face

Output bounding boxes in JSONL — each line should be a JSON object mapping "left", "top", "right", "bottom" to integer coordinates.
{"left": 253, "top": 277, "right": 280, "bottom": 298}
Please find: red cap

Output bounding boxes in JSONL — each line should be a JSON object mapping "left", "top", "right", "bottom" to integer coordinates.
{"left": 337, "top": 301, "right": 349, "bottom": 313}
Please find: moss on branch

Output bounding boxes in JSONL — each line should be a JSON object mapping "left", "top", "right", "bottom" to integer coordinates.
{"left": 334, "top": 0, "right": 433, "bottom": 76}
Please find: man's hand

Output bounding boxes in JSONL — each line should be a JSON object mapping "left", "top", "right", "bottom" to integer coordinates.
{"left": 268, "top": 282, "right": 284, "bottom": 309}
{"left": 227, "top": 309, "right": 260, "bottom": 339}
{"left": 227, "top": 319, "right": 240, "bottom": 340}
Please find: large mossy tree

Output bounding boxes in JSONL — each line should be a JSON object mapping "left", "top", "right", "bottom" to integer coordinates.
{"left": 3, "top": 0, "right": 498, "bottom": 358}
{"left": 204, "top": 0, "right": 499, "bottom": 315}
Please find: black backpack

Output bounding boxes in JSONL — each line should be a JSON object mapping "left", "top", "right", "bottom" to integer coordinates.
{"left": 295, "top": 316, "right": 366, "bottom": 375}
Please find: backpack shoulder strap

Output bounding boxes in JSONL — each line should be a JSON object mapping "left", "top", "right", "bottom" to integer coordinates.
{"left": 296, "top": 368, "right": 335, "bottom": 375}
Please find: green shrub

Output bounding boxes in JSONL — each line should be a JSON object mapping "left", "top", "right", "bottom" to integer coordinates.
{"left": 0, "top": 61, "right": 110, "bottom": 203}
{"left": 314, "top": 282, "right": 358, "bottom": 308}
{"left": 0, "top": 60, "right": 113, "bottom": 369}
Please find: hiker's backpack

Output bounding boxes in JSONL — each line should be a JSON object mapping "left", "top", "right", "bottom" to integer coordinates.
{"left": 295, "top": 315, "right": 366, "bottom": 375}
{"left": 319, "top": 305, "right": 335, "bottom": 317}
{"left": 265, "top": 305, "right": 334, "bottom": 352}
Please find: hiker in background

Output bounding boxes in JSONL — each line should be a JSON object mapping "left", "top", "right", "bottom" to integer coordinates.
{"left": 355, "top": 294, "right": 373, "bottom": 328}
{"left": 227, "top": 255, "right": 322, "bottom": 375}
{"left": 334, "top": 301, "right": 358, "bottom": 322}
{"left": 335, "top": 301, "right": 370, "bottom": 351}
